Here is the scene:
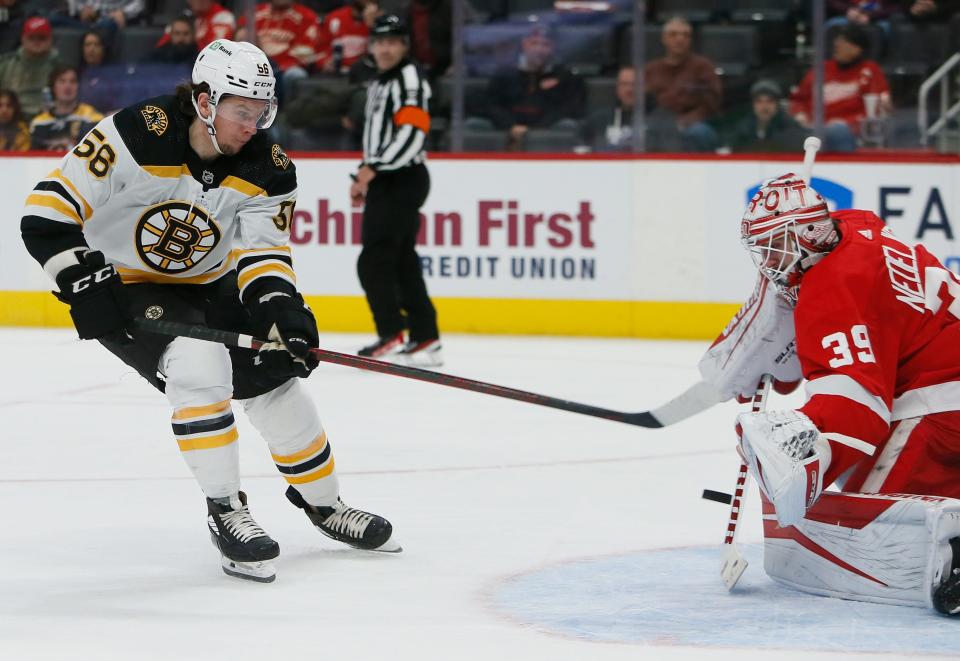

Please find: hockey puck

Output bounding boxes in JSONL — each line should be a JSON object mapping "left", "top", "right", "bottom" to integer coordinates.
{"left": 701, "top": 489, "right": 733, "bottom": 505}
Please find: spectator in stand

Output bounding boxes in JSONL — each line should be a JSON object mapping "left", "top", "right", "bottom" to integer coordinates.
{"left": 826, "top": 1, "right": 898, "bottom": 31}
{"left": 29, "top": 65, "right": 102, "bottom": 151}
{"left": 237, "top": 0, "right": 318, "bottom": 87}
{"left": 790, "top": 25, "right": 891, "bottom": 152}
{"left": 644, "top": 16, "right": 720, "bottom": 152}
{"left": 475, "top": 23, "right": 585, "bottom": 150}
{"left": 0, "top": 0, "right": 26, "bottom": 54}
{"left": 316, "top": 0, "right": 379, "bottom": 75}
{"left": 146, "top": 15, "right": 197, "bottom": 64}
{"left": 728, "top": 79, "right": 807, "bottom": 153}
{"left": 77, "top": 29, "right": 115, "bottom": 115}
{"left": 580, "top": 65, "right": 637, "bottom": 152}
{"left": 156, "top": 0, "right": 234, "bottom": 51}
{"left": 0, "top": 89, "right": 30, "bottom": 151}
{"left": 0, "top": 17, "right": 60, "bottom": 119}
{"left": 57, "top": 0, "right": 145, "bottom": 39}
{"left": 405, "top": 0, "right": 451, "bottom": 79}
{"left": 903, "top": 0, "right": 960, "bottom": 21}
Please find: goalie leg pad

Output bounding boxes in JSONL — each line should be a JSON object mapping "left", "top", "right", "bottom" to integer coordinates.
{"left": 738, "top": 410, "right": 831, "bottom": 527}
{"left": 763, "top": 491, "right": 960, "bottom": 611}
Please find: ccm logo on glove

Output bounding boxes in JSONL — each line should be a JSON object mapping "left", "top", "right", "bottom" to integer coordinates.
{"left": 70, "top": 265, "right": 117, "bottom": 293}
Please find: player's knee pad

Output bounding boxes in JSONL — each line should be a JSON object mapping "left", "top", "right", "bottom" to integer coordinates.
{"left": 763, "top": 491, "right": 960, "bottom": 611}
{"left": 241, "top": 379, "right": 323, "bottom": 451}
{"left": 242, "top": 379, "right": 337, "bottom": 504}
{"left": 161, "top": 337, "right": 233, "bottom": 409}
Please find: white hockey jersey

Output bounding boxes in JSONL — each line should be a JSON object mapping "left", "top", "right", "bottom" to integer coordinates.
{"left": 21, "top": 95, "right": 299, "bottom": 304}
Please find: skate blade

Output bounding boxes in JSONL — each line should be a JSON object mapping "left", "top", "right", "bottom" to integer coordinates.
{"left": 389, "top": 353, "right": 443, "bottom": 368}
{"left": 221, "top": 557, "right": 277, "bottom": 583}
{"left": 372, "top": 537, "right": 403, "bottom": 553}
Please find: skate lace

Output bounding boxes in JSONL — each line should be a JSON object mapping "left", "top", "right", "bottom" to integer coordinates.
{"left": 322, "top": 503, "right": 373, "bottom": 539}
{"left": 220, "top": 507, "right": 268, "bottom": 543}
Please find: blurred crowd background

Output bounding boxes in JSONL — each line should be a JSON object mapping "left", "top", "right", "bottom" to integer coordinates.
{"left": 0, "top": 0, "right": 957, "bottom": 154}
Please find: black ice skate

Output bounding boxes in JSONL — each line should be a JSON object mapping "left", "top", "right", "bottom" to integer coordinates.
{"left": 358, "top": 332, "right": 404, "bottom": 359}
{"left": 207, "top": 491, "right": 280, "bottom": 583}
{"left": 934, "top": 538, "right": 960, "bottom": 616}
{"left": 392, "top": 338, "right": 443, "bottom": 367}
{"left": 285, "top": 486, "right": 401, "bottom": 553}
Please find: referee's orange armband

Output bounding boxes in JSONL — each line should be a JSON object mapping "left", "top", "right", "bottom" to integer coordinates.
{"left": 393, "top": 106, "right": 431, "bottom": 133}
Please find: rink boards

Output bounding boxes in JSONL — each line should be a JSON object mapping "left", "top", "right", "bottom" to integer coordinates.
{"left": 3, "top": 152, "right": 959, "bottom": 338}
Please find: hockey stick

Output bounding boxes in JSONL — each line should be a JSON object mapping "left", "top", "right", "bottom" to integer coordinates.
{"left": 719, "top": 138, "right": 822, "bottom": 589}
{"left": 801, "top": 136, "right": 822, "bottom": 184}
{"left": 720, "top": 374, "right": 772, "bottom": 590}
{"left": 131, "top": 317, "right": 712, "bottom": 428}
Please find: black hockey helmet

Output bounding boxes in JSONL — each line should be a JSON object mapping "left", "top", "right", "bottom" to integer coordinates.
{"left": 371, "top": 14, "right": 408, "bottom": 40}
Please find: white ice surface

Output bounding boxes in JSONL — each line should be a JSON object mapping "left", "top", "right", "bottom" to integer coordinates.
{"left": 1, "top": 329, "right": 955, "bottom": 661}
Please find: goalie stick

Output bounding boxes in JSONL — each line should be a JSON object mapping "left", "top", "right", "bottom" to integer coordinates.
{"left": 719, "top": 136, "right": 822, "bottom": 590}
{"left": 132, "top": 317, "right": 716, "bottom": 428}
{"left": 720, "top": 374, "right": 772, "bottom": 590}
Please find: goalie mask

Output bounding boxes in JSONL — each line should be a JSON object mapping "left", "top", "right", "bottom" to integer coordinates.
{"left": 741, "top": 173, "right": 838, "bottom": 303}
{"left": 191, "top": 40, "right": 278, "bottom": 154}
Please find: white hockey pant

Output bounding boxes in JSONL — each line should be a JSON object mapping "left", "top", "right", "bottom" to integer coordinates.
{"left": 162, "top": 338, "right": 339, "bottom": 505}
{"left": 764, "top": 491, "right": 960, "bottom": 610}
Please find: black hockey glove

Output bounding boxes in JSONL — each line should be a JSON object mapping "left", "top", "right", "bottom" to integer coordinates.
{"left": 250, "top": 293, "right": 320, "bottom": 378}
{"left": 54, "top": 251, "right": 129, "bottom": 341}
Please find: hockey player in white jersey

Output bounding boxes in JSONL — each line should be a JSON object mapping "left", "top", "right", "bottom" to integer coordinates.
{"left": 20, "top": 40, "right": 400, "bottom": 582}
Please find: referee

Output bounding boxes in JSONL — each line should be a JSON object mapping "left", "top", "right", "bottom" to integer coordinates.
{"left": 351, "top": 14, "right": 442, "bottom": 367}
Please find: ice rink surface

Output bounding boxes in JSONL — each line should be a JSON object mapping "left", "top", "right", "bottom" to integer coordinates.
{"left": 2, "top": 328, "right": 957, "bottom": 661}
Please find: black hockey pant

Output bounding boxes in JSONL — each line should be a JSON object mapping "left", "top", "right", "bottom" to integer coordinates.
{"left": 357, "top": 163, "right": 438, "bottom": 342}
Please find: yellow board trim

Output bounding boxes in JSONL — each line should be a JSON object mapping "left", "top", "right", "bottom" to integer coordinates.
{"left": 25, "top": 194, "right": 83, "bottom": 225}
{"left": 0, "top": 291, "right": 740, "bottom": 340}
{"left": 173, "top": 399, "right": 231, "bottom": 421}
{"left": 283, "top": 457, "right": 336, "bottom": 484}
{"left": 176, "top": 427, "right": 239, "bottom": 452}
{"left": 272, "top": 433, "right": 327, "bottom": 465}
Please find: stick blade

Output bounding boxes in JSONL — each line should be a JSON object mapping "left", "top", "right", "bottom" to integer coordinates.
{"left": 720, "top": 545, "right": 749, "bottom": 590}
{"left": 623, "top": 411, "right": 663, "bottom": 428}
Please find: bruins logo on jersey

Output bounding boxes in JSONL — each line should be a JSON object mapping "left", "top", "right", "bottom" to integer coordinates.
{"left": 272, "top": 144, "right": 290, "bottom": 170}
{"left": 141, "top": 105, "right": 169, "bottom": 136}
{"left": 136, "top": 202, "right": 221, "bottom": 273}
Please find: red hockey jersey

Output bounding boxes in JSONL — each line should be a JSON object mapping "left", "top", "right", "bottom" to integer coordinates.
{"left": 790, "top": 59, "right": 890, "bottom": 133}
{"left": 237, "top": 3, "right": 319, "bottom": 71}
{"left": 156, "top": 3, "right": 235, "bottom": 51}
{"left": 797, "top": 210, "right": 960, "bottom": 454}
{"left": 315, "top": 5, "right": 370, "bottom": 73}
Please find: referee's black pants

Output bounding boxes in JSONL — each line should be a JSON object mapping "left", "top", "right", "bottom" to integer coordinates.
{"left": 357, "top": 163, "right": 438, "bottom": 342}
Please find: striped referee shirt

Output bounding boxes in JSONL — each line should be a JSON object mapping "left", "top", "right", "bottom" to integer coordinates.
{"left": 362, "top": 58, "right": 431, "bottom": 172}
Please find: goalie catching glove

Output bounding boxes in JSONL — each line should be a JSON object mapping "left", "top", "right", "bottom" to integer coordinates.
{"left": 54, "top": 250, "right": 130, "bottom": 342}
{"left": 250, "top": 293, "right": 320, "bottom": 378}
{"left": 737, "top": 409, "right": 831, "bottom": 527}
{"left": 699, "top": 275, "right": 802, "bottom": 403}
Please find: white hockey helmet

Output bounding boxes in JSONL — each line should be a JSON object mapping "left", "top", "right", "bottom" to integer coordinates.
{"left": 191, "top": 40, "right": 278, "bottom": 150}
{"left": 740, "top": 173, "right": 836, "bottom": 303}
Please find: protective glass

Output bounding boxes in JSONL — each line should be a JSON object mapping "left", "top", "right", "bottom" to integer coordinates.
{"left": 215, "top": 95, "right": 278, "bottom": 130}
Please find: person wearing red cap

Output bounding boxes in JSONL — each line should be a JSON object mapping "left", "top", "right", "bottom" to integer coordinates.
{"left": 0, "top": 17, "right": 62, "bottom": 118}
